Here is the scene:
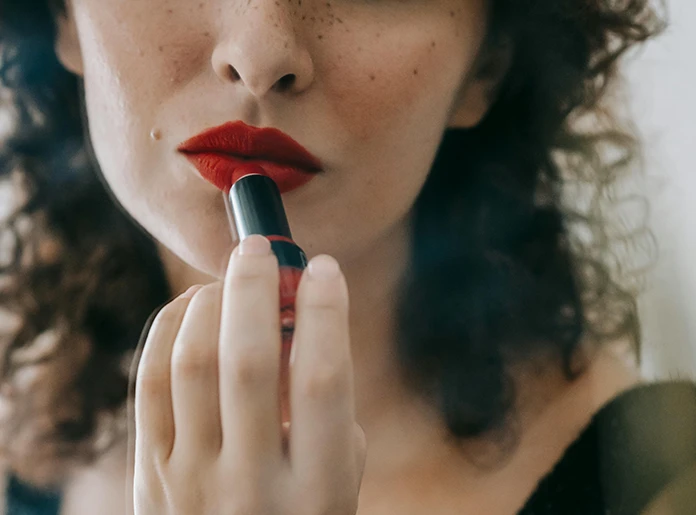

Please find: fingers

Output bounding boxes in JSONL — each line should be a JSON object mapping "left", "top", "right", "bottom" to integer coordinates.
{"left": 135, "top": 285, "right": 202, "bottom": 460}
{"left": 170, "top": 282, "right": 224, "bottom": 457}
{"left": 219, "top": 235, "right": 284, "bottom": 465}
{"left": 289, "top": 255, "right": 358, "bottom": 493}
{"left": 134, "top": 240, "right": 365, "bottom": 515}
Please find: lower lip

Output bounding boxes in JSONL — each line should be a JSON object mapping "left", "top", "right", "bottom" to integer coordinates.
{"left": 182, "top": 153, "right": 317, "bottom": 194}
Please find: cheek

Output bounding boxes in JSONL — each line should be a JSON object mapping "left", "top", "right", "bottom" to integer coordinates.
{"left": 76, "top": 12, "right": 209, "bottom": 187}
{"left": 318, "top": 0, "right": 487, "bottom": 145}
{"left": 74, "top": 2, "right": 209, "bottom": 121}
{"left": 323, "top": 35, "right": 467, "bottom": 146}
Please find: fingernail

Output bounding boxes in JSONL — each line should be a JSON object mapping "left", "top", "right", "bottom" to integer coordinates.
{"left": 308, "top": 255, "right": 341, "bottom": 280}
{"left": 239, "top": 235, "right": 271, "bottom": 256}
{"left": 181, "top": 284, "right": 202, "bottom": 299}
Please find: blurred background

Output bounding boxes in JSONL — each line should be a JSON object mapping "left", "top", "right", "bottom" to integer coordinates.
{"left": 627, "top": 0, "right": 696, "bottom": 378}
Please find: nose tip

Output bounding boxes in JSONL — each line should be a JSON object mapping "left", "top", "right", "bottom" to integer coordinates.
{"left": 212, "top": 8, "right": 314, "bottom": 99}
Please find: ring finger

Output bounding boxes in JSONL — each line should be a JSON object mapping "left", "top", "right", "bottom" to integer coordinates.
{"left": 170, "top": 282, "right": 224, "bottom": 458}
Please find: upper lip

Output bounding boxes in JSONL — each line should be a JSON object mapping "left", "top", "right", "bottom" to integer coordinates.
{"left": 177, "top": 120, "right": 322, "bottom": 171}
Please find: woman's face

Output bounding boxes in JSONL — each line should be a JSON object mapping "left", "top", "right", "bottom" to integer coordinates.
{"left": 55, "top": 0, "right": 493, "bottom": 278}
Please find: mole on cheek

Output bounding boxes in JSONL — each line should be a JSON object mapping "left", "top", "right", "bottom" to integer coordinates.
{"left": 150, "top": 129, "right": 162, "bottom": 141}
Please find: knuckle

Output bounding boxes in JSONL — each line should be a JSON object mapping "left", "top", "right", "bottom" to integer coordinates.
{"left": 224, "top": 350, "right": 271, "bottom": 388}
{"left": 230, "top": 254, "right": 277, "bottom": 280}
{"left": 136, "top": 371, "right": 170, "bottom": 397}
{"left": 299, "top": 360, "right": 349, "bottom": 400}
{"left": 303, "top": 275, "right": 348, "bottom": 310}
{"left": 301, "top": 298, "right": 348, "bottom": 328}
{"left": 226, "top": 275, "right": 256, "bottom": 296}
{"left": 172, "top": 344, "right": 218, "bottom": 378}
{"left": 305, "top": 297, "right": 343, "bottom": 314}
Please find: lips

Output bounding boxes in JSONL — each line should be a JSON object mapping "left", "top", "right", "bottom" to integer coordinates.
{"left": 177, "top": 121, "right": 322, "bottom": 194}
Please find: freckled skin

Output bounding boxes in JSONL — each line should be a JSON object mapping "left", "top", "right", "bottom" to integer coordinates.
{"left": 56, "top": 0, "right": 488, "bottom": 277}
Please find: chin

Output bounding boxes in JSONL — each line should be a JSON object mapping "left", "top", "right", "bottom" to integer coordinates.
{"left": 156, "top": 225, "right": 236, "bottom": 283}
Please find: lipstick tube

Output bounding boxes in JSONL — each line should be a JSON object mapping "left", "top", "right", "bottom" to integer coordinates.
{"left": 227, "top": 170, "right": 307, "bottom": 451}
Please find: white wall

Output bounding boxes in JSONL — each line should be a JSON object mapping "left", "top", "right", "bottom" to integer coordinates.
{"left": 625, "top": 0, "right": 696, "bottom": 378}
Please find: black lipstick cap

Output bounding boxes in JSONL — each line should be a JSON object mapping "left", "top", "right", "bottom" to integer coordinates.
{"left": 229, "top": 173, "right": 292, "bottom": 240}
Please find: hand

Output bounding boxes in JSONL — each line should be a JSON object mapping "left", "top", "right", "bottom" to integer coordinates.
{"left": 132, "top": 235, "right": 367, "bottom": 514}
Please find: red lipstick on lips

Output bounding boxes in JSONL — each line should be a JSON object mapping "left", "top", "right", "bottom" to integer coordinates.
{"left": 227, "top": 166, "right": 308, "bottom": 454}
{"left": 177, "top": 121, "right": 322, "bottom": 194}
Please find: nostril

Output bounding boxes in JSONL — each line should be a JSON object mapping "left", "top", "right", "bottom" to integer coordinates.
{"left": 275, "top": 74, "right": 296, "bottom": 92}
{"left": 228, "top": 65, "right": 241, "bottom": 81}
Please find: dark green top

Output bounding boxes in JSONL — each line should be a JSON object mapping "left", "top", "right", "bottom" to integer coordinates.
{"left": 519, "top": 381, "right": 696, "bottom": 514}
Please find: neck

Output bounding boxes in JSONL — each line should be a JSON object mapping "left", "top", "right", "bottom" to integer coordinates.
{"left": 155, "top": 216, "right": 443, "bottom": 472}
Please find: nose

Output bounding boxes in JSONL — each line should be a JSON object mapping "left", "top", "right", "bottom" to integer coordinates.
{"left": 212, "top": 1, "right": 314, "bottom": 98}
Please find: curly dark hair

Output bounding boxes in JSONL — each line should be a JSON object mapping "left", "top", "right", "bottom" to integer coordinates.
{"left": 0, "top": 0, "right": 664, "bottom": 488}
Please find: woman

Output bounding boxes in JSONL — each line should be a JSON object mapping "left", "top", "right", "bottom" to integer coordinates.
{"left": 0, "top": 0, "right": 694, "bottom": 513}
